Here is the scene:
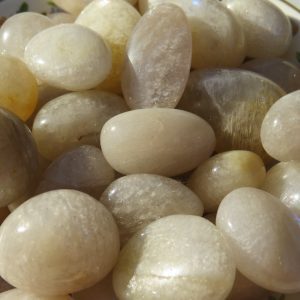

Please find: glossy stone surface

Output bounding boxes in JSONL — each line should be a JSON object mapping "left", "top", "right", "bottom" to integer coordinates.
{"left": 261, "top": 91, "right": 300, "bottom": 161}
{"left": 47, "top": 13, "right": 75, "bottom": 25}
{"left": 262, "top": 161, "right": 300, "bottom": 217}
{"left": 122, "top": 4, "right": 191, "bottom": 109}
{"left": 242, "top": 58, "right": 300, "bottom": 93}
{"left": 32, "top": 90, "right": 128, "bottom": 160}
{"left": 0, "top": 289, "right": 71, "bottom": 300}
{"left": 139, "top": 0, "right": 246, "bottom": 69}
{"left": 100, "top": 174, "right": 203, "bottom": 244}
{"left": 188, "top": 151, "right": 266, "bottom": 213}
{"left": 179, "top": 69, "right": 285, "bottom": 163}
{"left": 52, "top": 0, "right": 93, "bottom": 15}
{"left": 24, "top": 24, "right": 112, "bottom": 91}
{"left": 113, "top": 215, "right": 235, "bottom": 300}
{"left": 216, "top": 187, "right": 300, "bottom": 293}
{"left": 223, "top": 0, "right": 292, "bottom": 58}
{"left": 100, "top": 108, "right": 216, "bottom": 176}
{"left": 0, "top": 13, "right": 53, "bottom": 60}
{"left": 0, "top": 190, "right": 120, "bottom": 296}
{"left": 0, "top": 108, "right": 39, "bottom": 207}
{"left": 76, "top": 0, "right": 141, "bottom": 93}
{"left": 37, "top": 145, "right": 115, "bottom": 198}
{"left": 0, "top": 55, "right": 38, "bottom": 121}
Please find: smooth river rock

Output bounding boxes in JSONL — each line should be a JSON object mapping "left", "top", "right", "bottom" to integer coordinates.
{"left": 122, "top": 3, "right": 192, "bottom": 109}
{"left": 0, "top": 289, "right": 71, "bottom": 300}
{"left": 113, "top": 215, "right": 236, "bottom": 300}
{"left": 100, "top": 108, "right": 216, "bottom": 176}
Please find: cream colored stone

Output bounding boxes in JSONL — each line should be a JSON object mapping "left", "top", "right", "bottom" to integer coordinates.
{"left": 0, "top": 289, "right": 71, "bottom": 300}
{"left": 261, "top": 91, "right": 300, "bottom": 161}
{"left": 216, "top": 187, "right": 300, "bottom": 293}
{"left": 262, "top": 161, "right": 300, "bottom": 217}
{"left": 47, "top": 13, "right": 75, "bottom": 25}
{"left": 24, "top": 24, "right": 112, "bottom": 91}
{"left": 139, "top": 0, "right": 246, "bottom": 69}
{"left": 113, "top": 215, "right": 236, "bottom": 300}
{"left": 188, "top": 151, "right": 266, "bottom": 213}
{"left": 100, "top": 174, "right": 203, "bottom": 244}
{"left": 0, "top": 190, "right": 120, "bottom": 296}
{"left": 32, "top": 90, "right": 128, "bottom": 160}
{"left": 122, "top": 3, "right": 191, "bottom": 109}
{"left": 52, "top": 0, "right": 94, "bottom": 15}
{"left": 223, "top": 0, "right": 292, "bottom": 58}
{"left": 100, "top": 108, "right": 215, "bottom": 176}
{"left": 76, "top": 0, "right": 141, "bottom": 93}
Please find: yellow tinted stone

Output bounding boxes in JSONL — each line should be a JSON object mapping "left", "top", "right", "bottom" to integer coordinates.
{"left": 47, "top": 13, "right": 75, "bottom": 25}
{"left": 52, "top": 0, "right": 93, "bottom": 15}
{"left": 0, "top": 289, "right": 71, "bottom": 300}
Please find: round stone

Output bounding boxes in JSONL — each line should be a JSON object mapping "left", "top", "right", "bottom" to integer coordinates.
{"left": 113, "top": 215, "right": 236, "bottom": 300}
{"left": 52, "top": 0, "right": 94, "bottom": 15}
{"left": 0, "top": 190, "right": 120, "bottom": 296}
{"left": 0, "top": 289, "right": 71, "bottom": 300}
{"left": 24, "top": 24, "right": 112, "bottom": 91}
{"left": 100, "top": 108, "right": 216, "bottom": 176}
{"left": 47, "top": 13, "right": 75, "bottom": 25}
{"left": 216, "top": 187, "right": 300, "bottom": 293}
{"left": 260, "top": 90, "right": 300, "bottom": 161}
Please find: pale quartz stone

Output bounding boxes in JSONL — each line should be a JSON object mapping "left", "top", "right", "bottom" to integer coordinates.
{"left": 47, "top": 13, "right": 75, "bottom": 25}
{"left": 52, "top": 0, "right": 94, "bottom": 15}
{"left": 187, "top": 151, "right": 266, "bottom": 213}
{"left": 24, "top": 24, "right": 112, "bottom": 91}
{"left": 100, "top": 174, "right": 204, "bottom": 244}
{"left": 223, "top": 0, "right": 292, "bottom": 58}
{"left": 242, "top": 58, "right": 300, "bottom": 93}
{"left": 0, "top": 190, "right": 120, "bottom": 296}
{"left": 0, "top": 55, "right": 38, "bottom": 121}
{"left": 283, "top": 23, "right": 300, "bottom": 67}
{"left": 113, "top": 215, "right": 236, "bottom": 300}
{"left": 121, "top": 4, "right": 191, "bottom": 109}
{"left": 0, "top": 108, "right": 39, "bottom": 207}
{"left": 261, "top": 91, "right": 300, "bottom": 161}
{"left": 179, "top": 69, "right": 285, "bottom": 164}
{"left": 262, "top": 161, "right": 300, "bottom": 217}
{"left": 0, "top": 13, "right": 53, "bottom": 60}
{"left": 36, "top": 145, "right": 115, "bottom": 199}
{"left": 216, "top": 187, "right": 300, "bottom": 293}
{"left": 138, "top": 0, "right": 246, "bottom": 69}
{"left": 76, "top": 0, "right": 141, "bottom": 93}
{"left": 32, "top": 90, "right": 128, "bottom": 160}
{"left": 0, "top": 289, "right": 72, "bottom": 300}
{"left": 100, "top": 108, "right": 216, "bottom": 177}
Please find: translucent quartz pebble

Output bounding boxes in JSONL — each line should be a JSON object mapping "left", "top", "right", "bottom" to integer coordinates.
{"left": 0, "top": 190, "right": 120, "bottom": 296}
{"left": 24, "top": 24, "right": 112, "bottom": 91}
{"left": 242, "top": 58, "right": 300, "bottom": 93}
{"left": 121, "top": 4, "right": 191, "bottom": 109}
{"left": 52, "top": 0, "right": 94, "bottom": 15}
{"left": 179, "top": 69, "right": 285, "bottom": 163}
{"left": 283, "top": 21, "right": 300, "bottom": 68}
{"left": 100, "top": 174, "right": 204, "bottom": 244}
{"left": 0, "top": 108, "right": 39, "bottom": 207}
{"left": 0, "top": 289, "right": 72, "bottom": 300}
{"left": 100, "top": 108, "right": 216, "bottom": 176}
{"left": 262, "top": 161, "right": 300, "bottom": 217}
{"left": 113, "top": 215, "right": 236, "bottom": 300}
{"left": 32, "top": 90, "right": 127, "bottom": 160}
{"left": 0, "top": 13, "right": 53, "bottom": 60}
{"left": 188, "top": 151, "right": 266, "bottom": 213}
{"left": 37, "top": 145, "right": 115, "bottom": 199}
{"left": 0, "top": 55, "right": 38, "bottom": 121}
{"left": 47, "top": 13, "right": 75, "bottom": 25}
{"left": 261, "top": 91, "right": 300, "bottom": 161}
{"left": 216, "top": 187, "right": 300, "bottom": 293}
{"left": 76, "top": 0, "right": 141, "bottom": 93}
{"left": 139, "top": 0, "right": 246, "bottom": 69}
{"left": 223, "top": 0, "right": 292, "bottom": 58}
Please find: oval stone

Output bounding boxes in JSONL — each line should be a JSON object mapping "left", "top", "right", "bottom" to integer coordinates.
{"left": 113, "top": 215, "right": 236, "bottom": 300}
{"left": 100, "top": 108, "right": 216, "bottom": 176}
{"left": 52, "top": 0, "right": 93, "bottom": 15}
{"left": 216, "top": 187, "right": 300, "bottom": 293}
{"left": 24, "top": 24, "right": 112, "bottom": 91}
{"left": 179, "top": 69, "right": 285, "bottom": 163}
{"left": 32, "top": 90, "right": 128, "bottom": 160}
{"left": 0, "top": 190, "right": 120, "bottom": 296}
{"left": 47, "top": 13, "right": 75, "bottom": 25}
{"left": 121, "top": 3, "right": 191, "bottom": 109}
{"left": 261, "top": 91, "right": 300, "bottom": 161}
{"left": 0, "top": 289, "right": 71, "bottom": 300}
{"left": 100, "top": 174, "right": 204, "bottom": 244}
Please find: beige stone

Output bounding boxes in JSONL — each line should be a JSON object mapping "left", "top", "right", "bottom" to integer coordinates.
{"left": 216, "top": 187, "right": 300, "bottom": 293}
{"left": 0, "top": 289, "right": 71, "bottom": 300}
{"left": 0, "top": 190, "right": 120, "bottom": 296}
{"left": 113, "top": 215, "right": 236, "bottom": 300}
{"left": 100, "top": 108, "right": 215, "bottom": 176}
{"left": 47, "top": 13, "right": 75, "bottom": 25}
{"left": 188, "top": 151, "right": 266, "bottom": 213}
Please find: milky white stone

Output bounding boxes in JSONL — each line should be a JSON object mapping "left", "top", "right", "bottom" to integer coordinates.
{"left": 47, "top": 13, "right": 75, "bottom": 25}
{"left": 0, "top": 289, "right": 71, "bottom": 300}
